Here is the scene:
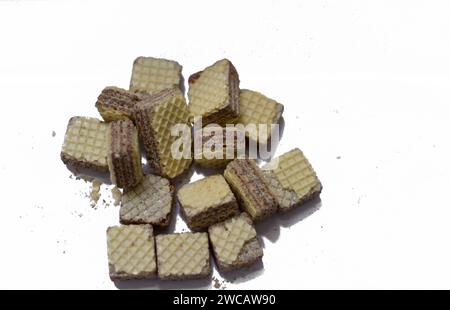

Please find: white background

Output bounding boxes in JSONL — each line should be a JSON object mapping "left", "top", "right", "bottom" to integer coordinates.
{"left": 1, "top": 0, "right": 450, "bottom": 289}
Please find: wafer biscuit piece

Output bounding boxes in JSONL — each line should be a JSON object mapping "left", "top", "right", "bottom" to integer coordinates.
{"left": 177, "top": 175, "right": 239, "bottom": 230}
{"left": 194, "top": 126, "right": 243, "bottom": 168}
{"left": 61, "top": 116, "right": 110, "bottom": 173}
{"left": 209, "top": 213, "right": 263, "bottom": 272}
{"left": 106, "top": 225, "right": 156, "bottom": 280}
{"left": 224, "top": 159, "right": 277, "bottom": 221}
{"left": 262, "top": 148, "right": 322, "bottom": 211}
{"left": 155, "top": 233, "right": 211, "bottom": 280}
{"left": 130, "top": 57, "right": 183, "bottom": 94}
{"left": 120, "top": 174, "right": 173, "bottom": 227}
{"left": 133, "top": 88, "right": 192, "bottom": 179}
{"left": 95, "top": 86, "right": 142, "bottom": 122}
{"left": 236, "top": 90, "right": 284, "bottom": 144}
{"left": 108, "top": 119, "right": 143, "bottom": 189}
{"left": 188, "top": 59, "right": 240, "bottom": 125}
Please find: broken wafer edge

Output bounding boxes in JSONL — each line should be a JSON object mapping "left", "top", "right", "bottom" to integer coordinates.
{"left": 262, "top": 148, "right": 322, "bottom": 211}
{"left": 209, "top": 213, "right": 263, "bottom": 272}
{"left": 107, "top": 119, "right": 143, "bottom": 189}
{"left": 188, "top": 58, "right": 240, "bottom": 125}
{"left": 224, "top": 159, "right": 278, "bottom": 221}
{"left": 95, "top": 86, "right": 143, "bottom": 122}
{"left": 107, "top": 224, "right": 156, "bottom": 280}
{"left": 177, "top": 175, "right": 240, "bottom": 231}
{"left": 61, "top": 116, "right": 110, "bottom": 173}
{"left": 133, "top": 87, "right": 192, "bottom": 179}
{"left": 155, "top": 232, "right": 211, "bottom": 280}
{"left": 130, "top": 56, "right": 183, "bottom": 95}
{"left": 120, "top": 174, "right": 173, "bottom": 227}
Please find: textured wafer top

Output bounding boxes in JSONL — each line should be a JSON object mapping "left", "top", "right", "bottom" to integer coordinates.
{"left": 61, "top": 116, "right": 110, "bottom": 172}
{"left": 107, "top": 225, "right": 156, "bottom": 279}
{"left": 134, "top": 88, "right": 192, "bottom": 179}
{"left": 95, "top": 86, "right": 143, "bottom": 122}
{"left": 209, "top": 213, "right": 257, "bottom": 265}
{"left": 120, "top": 174, "right": 172, "bottom": 226}
{"left": 130, "top": 57, "right": 182, "bottom": 94}
{"left": 236, "top": 89, "right": 284, "bottom": 143}
{"left": 156, "top": 232, "right": 210, "bottom": 279}
{"left": 188, "top": 59, "right": 240, "bottom": 125}
{"left": 177, "top": 175, "right": 235, "bottom": 218}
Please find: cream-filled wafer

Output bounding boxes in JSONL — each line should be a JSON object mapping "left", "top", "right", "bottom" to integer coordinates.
{"left": 235, "top": 89, "right": 284, "bottom": 144}
{"left": 95, "top": 86, "right": 143, "bottom": 122}
{"left": 60, "top": 116, "right": 110, "bottom": 173}
{"left": 106, "top": 224, "right": 156, "bottom": 280}
{"left": 194, "top": 126, "right": 242, "bottom": 168}
{"left": 108, "top": 119, "right": 143, "bottom": 189}
{"left": 177, "top": 175, "right": 239, "bottom": 231}
{"left": 209, "top": 213, "right": 263, "bottom": 272}
{"left": 130, "top": 57, "right": 183, "bottom": 94}
{"left": 155, "top": 232, "right": 211, "bottom": 280}
{"left": 133, "top": 88, "right": 192, "bottom": 179}
{"left": 188, "top": 59, "right": 240, "bottom": 126}
{"left": 224, "top": 159, "right": 277, "bottom": 221}
{"left": 120, "top": 174, "right": 173, "bottom": 227}
{"left": 262, "top": 148, "right": 322, "bottom": 212}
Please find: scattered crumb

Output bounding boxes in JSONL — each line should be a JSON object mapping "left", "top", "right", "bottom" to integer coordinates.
{"left": 90, "top": 180, "right": 102, "bottom": 208}
{"left": 69, "top": 174, "right": 73, "bottom": 179}
{"left": 111, "top": 186, "right": 122, "bottom": 206}
{"left": 52, "top": 131, "right": 56, "bottom": 137}
{"left": 212, "top": 276, "right": 228, "bottom": 290}
{"left": 321, "top": 225, "right": 323, "bottom": 229}
{"left": 336, "top": 156, "right": 341, "bottom": 159}
{"left": 62, "top": 251, "right": 66, "bottom": 254}
{"left": 213, "top": 278, "right": 221, "bottom": 289}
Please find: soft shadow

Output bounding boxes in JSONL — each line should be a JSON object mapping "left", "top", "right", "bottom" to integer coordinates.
{"left": 66, "top": 164, "right": 111, "bottom": 185}
{"left": 171, "top": 164, "right": 195, "bottom": 189}
{"left": 255, "top": 217, "right": 281, "bottom": 244}
{"left": 194, "top": 164, "right": 225, "bottom": 178}
{"left": 278, "top": 197, "right": 322, "bottom": 228}
{"left": 114, "top": 275, "right": 212, "bottom": 290}
{"left": 220, "top": 260, "right": 265, "bottom": 284}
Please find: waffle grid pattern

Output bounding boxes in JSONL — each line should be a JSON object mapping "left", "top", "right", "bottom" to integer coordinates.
{"left": 121, "top": 175, "right": 172, "bottom": 225}
{"left": 237, "top": 90, "right": 283, "bottom": 142}
{"left": 130, "top": 57, "right": 182, "bottom": 94}
{"left": 209, "top": 214, "right": 256, "bottom": 265}
{"left": 272, "top": 149, "right": 321, "bottom": 199}
{"left": 188, "top": 59, "right": 229, "bottom": 117}
{"left": 62, "top": 117, "right": 109, "bottom": 167}
{"left": 107, "top": 225, "right": 156, "bottom": 277}
{"left": 152, "top": 93, "right": 192, "bottom": 178}
{"left": 156, "top": 233, "right": 209, "bottom": 278}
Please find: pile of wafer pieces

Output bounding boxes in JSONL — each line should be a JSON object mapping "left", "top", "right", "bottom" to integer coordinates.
{"left": 60, "top": 57, "right": 323, "bottom": 280}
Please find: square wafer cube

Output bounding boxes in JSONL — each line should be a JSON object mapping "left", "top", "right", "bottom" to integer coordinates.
{"left": 106, "top": 224, "right": 156, "bottom": 280}
{"left": 155, "top": 232, "right": 211, "bottom": 280}
{"left": 120, "top": 174, "right": 173, "bottom": 227}
{"left": 133, "top": 88, "right": 192, "bottom": 179}
{"left": 262, "top": 148, "right": 322, "bottom": 212}
{"left": 95, "top": 86, "right": 143, "bottom": 122}
{"left": 193, "top": 125, "right": 243, "bottom": 168}
{"left": 177, "top": 175, "right": 239, "bottom": 230}
{"left": 224, "top": 159, "right": 278, "bottom": 221}
{"left": 209, "top": 213, "right": 263, "bottom": 272}
{"left": 107, "top": 119, "right": 143, "bottom": 189}
{"left": 235, "top": 89, "right": 284, "bottom": 144}
{"left": 60, "top": 116, "right": 110, "bottom": 173}
{"left": 187, "top": 59, "right": 240, "bottom": 126}
{"left": 130, "top": 56, "right": 183, "bottom": 94}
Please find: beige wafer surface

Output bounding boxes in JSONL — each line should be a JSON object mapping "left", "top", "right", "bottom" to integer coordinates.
{"left": 187, "top": 59, "right": 239, "bottom": 124}
{"left": 265, "top": 148, "right": 322, "bottom": 210}
{"left": 236, "top": 90, "right": 284, "bottom": 143}
{"left": 177, "top": 175, "right": 238, "bottom": 230}
{"left": 120, "top": 174, "right": 172, "bottom": 226}
{"left": 130, "top": 57, "right": 182, "bottom": 94}
{"left": 209, "top": 213, "right": 258, "bottom": 266}
{"left": 61, "top": 116, "right": 110, "bottom": 172}
{"left": 155, "top": 233, "right": 210, "bottom": 279}
{"left": 106, "top": 225, "right": 156, "bottom": 280}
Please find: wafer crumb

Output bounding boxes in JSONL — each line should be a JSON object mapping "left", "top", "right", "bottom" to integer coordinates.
{"left": 111, "top": 186, "right": 122, "bottom": 206}
{"left": 52, "top": 130, "right": 56, "bottom": 137}
{"left": 90, "top": 180, "right": 102, "bottom": 207}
